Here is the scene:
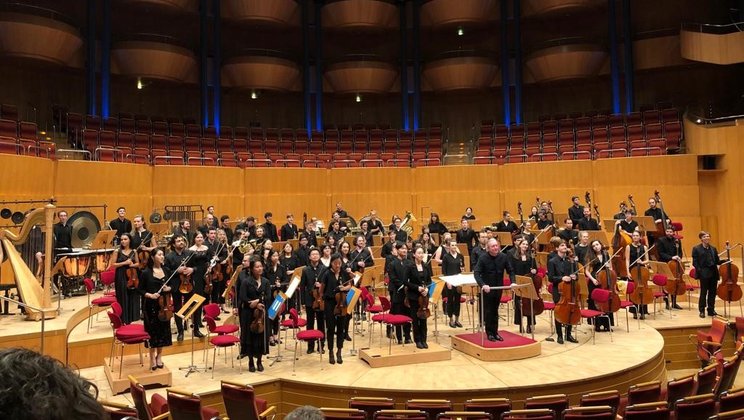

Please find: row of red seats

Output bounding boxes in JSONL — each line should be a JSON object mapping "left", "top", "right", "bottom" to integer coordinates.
{"left": 474, "top": 141, "right": 668, "bottom": 164}
{"left": 0, "top": 119, "right": 55, "bottom": 158}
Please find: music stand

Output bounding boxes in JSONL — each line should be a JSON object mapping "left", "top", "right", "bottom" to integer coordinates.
{"left": 493, "top": 232, "right": 514, "bottom": 247}
{"left": 635, "top": 216, "right": 657, "bottom": 234}
{"left": 345, "top": 285, "right": 362, "bottom": 355}
{"left": 177, "top": 293, "right": 206, "bottom": 377}
{"left": 89, "top": 230, "right": 116, "bottom": 250}
{"left": 428, "top": 278, "right": 445, "bottom": 342}
{"left": 514, "top": 276, "right": 540, "bottom": 340}
{"left": 586, "top": 231, "right": 610, "bottom": 246}
{"left": 268, "top": 291, "right": 288, "bottom": 366}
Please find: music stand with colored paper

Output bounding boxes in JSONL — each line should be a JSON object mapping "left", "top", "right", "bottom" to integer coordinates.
{"left": 177, "top": 293, "right": 207, "bottom": 376}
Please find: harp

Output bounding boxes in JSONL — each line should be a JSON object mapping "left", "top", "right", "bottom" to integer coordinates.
{"left": 0, "top": 204, "right": 57, "bottom": 320}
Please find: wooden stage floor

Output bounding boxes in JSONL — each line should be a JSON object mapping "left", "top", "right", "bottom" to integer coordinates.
{"left": 1, "top": 283, "right": 742, "bottom": 414}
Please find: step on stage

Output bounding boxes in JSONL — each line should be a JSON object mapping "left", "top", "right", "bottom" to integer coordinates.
{"left": 103, "top": 354, "right": 172, "bottom": 394}
{"left": 359, "top": 342, "right": 451, "bottom": 368}
{"left": 451, "top": 331, "right": 541, "bottom": 361}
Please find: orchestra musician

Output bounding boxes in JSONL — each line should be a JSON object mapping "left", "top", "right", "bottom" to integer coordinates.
{"left": 338, "top": 240, "right": 355, "bottom": 342}
{"left": 528, "top": 206, "right": 540, "bottom": 221}
{"left": 462, "top": 206, "right": 476, "bottom": 221}
{"left": 391, "top": 217, "right": 407, "bottom": 243}
{"left": 206, "top": 206, "right": 219, "bottom": 227}
{"left": 427, "top": 213, "right": 448, "bottom": 237}
{"left": 616, "top": 209, "right": 638, "bottom": 234}
{"left": 137, "top": 248, "right": 172, "bottom": 370}
{"left": 474, "top": 238, "right": 515, "bottom": 342}
{"left": 295, "top": 234, "right": 310, "bottom": 267}
{"left": 494, "top": 211, "right": 518, "bottom": 234}
{"left": 644, "top": 197, "right": 670, "bottom": 249}
{"left": 691, "top": 231, "right": 726, "bottom": 318}
{"left": 613, "top": 203, "right": 627, "bottom": 220}
{"left": 110, "top": 207, "right": 132, "bottom": 246}
{"left": 331, "top": 212, "right": 348, "bottom": 234}
{"left": 300, "top": 248, "right": 326, "bottom": 354}
{"left": 419, "top": 232, "right": 438, "bottom": 257}
{"left": 164, "top": 235, "right": 197, "bottom": 341}
{"left": 131, "top": 215, "right": 157, "bottom": 255}
{"left": 536, "top": 211, "right": 553, "bottom": 230}
{"left": 626, "top": 231, "right": 650, "bottom": 319}
{"left": 470, "top": 230, "right": 488, "bottom": 271}
{"left": 547, "top": 240, "right": 578, "bottom": 344}
{"left": 280, "top": 214, "right": 299, "bottom": 241}
{"left": 359, "top": 220, "right": 375, "bottom": 246}
{"left": 237, "top": 257, "right": 271, "bottom": 372}
{"left": 405, "top": 245, "right": 433, "bottom": 349}
{"left": 262, "top": 212, "right": 279, "bottom": 242}
{"left": 206, "top": 227, "right": 228, "bottom": 309}
{"left": 265, "top": 249, "right": 287, "bottom": 346}
{"left": 327, "top": 220, "right": 346, "bottom": 244}
{"left": 432, "top": 232, "right": 452, "bottom": 265}
{"left": 584, "top": 241, "right": 613, "bottom": 331}
{"left": 172, "top": 219, "right": 194, "bottom": 246}
{"left": 53, "top": 210, "right": 73, "bottom": 256}
{"left": 187, "top": 232, "right": 209, "bottom": 336}
{"left": 198, "top": 214, "right": 215, "bottom": 237}
{"left": 557, "top": 218, "right": 579, "bottom": 246}
{"left": 219, "top": 215, "right": 234, "bottom": 244}
{"left": 381, "top": 230, "right": 398, "bottom": 258}
{"left": 574, "top": 231, "right": 591, "bottom": 266}
{"left": 107, "top": 233, "right": 140, "bottom": 325}
{"left": 577, "top": 207, "right": 600, "bottom": 231}
{"left": 656, "top": 226, "right": 684, "bottom": 310}
{"left": 367, "top": 210, "right": 385, "bottom": 237}
{"left": 334, "top": 202, "right": 349, "bottom": 219}
{"left": 236, "top": 216, "right": 257, "bottom": 240}
{"left": 303, "top": 220, "right": 318, "bottom": 248}
{"left": 319, "top": 244, "right": 333, "bottom": 267}
{"left": 253, "top": 226, "right": 267, "bottom": 250}
{"left": 321, "top": 253, "right": 352, "bottom": 364}
{"left": 388, "top": 242, "right": 413, "bottom": 344}
{"left": 456, "top": 219, "right": 477, "bottom": 255}
{"left": 568, "top": 196, "right": 584, "bottom": 228}
{"left": 349, "top": 235, "right": 374, "bottom": 272}
{"left": 511, "top": 237, "right": 538, "bottom": 333}
{"left": 441, "top": 239, "right": 465, "bottom": 328}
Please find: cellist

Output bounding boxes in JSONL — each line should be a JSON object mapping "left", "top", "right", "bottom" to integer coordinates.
{"left": 656, "top": 226, "right": 684, "bottom": 310}
{"left": 584, "top": 241, "right": 613, "bottom": 332}
{"left": 548, "top": 240, "right": 578, "bottom": 344}
{"left": 625, "top": 231, "right": 650, "bottom": 319}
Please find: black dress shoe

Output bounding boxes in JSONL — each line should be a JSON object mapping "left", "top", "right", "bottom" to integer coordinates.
{"left": 699, "top": 312, "right": 706, "bottom": 318}
{"left": 566, "top": 335, "right": 578, "bottom": 343}
{"left": 422, "top": 342, "right": 429, "bottom": 349}
{"left": 177, "top": 333, "right": 184, "bottom": 342}
{"left": 306, "top": 347, "right": 314, "bottom": 354}
{"left": 157, "top": 363, "right": 164, "bottom": 369}
{"left": 557, "top": 336, "right": 564, "bottom": 344}
{"left": 248, "top": 364, "right": 256, "bottom": 372}
{"left": 194, "top": 330, "right": 205, "bottom": 338}
{"left": 329, "top": 353, "right": 336, "bottom": 364}
{"left": 526, "top": 325, "right": 532, "bottom": 334}
{"left": 494, "top": 333, "right": 504, "bottom": 341}
{"left": 486, "top": 334, "right": 497, "bottom": 342}
{"left": 455, "top": 321, "right": 463, "bottom": 328}
{"left": 344, "top": 334, "right": 352, "bottom": 341}
{"left": 449, "top": 321, "right": 456, "bottom": 328}
{"left": 709, "top": 311, "right": 719, "bottom": 317}
{"left": 151, "top": 365, "right": 158, "bottom": 371}
{"left": 257, "top": 361, "right": 264, "bottom": 372}
{"left": 404, "top": 338, "right": 413, "bottom": 344}
{"left": 415, "top": 342, "right": 424, "bottom": 349}
{"left": 336, "top": 351, "right": 343, "bottom": 364}
{"left": 673, "top": 304, "right": 683, "bottom": 310}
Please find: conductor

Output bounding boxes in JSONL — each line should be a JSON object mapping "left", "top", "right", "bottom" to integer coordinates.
{"left": 474, "top": 238, "right": 515, "bottom": 341}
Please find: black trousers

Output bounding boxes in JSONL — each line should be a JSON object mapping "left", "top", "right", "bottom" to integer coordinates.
{"left": 390, "top": 300, "right": 411, "bottom": 342}
{"left": 323, "top": 303, "right": 348, "bottom": 350}
{"left": 482, "top": 288, "right": 503, "bottom": 336}
{"left": 305, "top": 305, "right": 325, "bottom": 350}
{"left": 445, "top": 286, "right": 461, "bottom": 317}
{"left": 407, "top": 298, "right": 428, "bottom": 343}
{"left": 514, "top": 296, "right": 537, "bottom": 326}
{"left": 210, "top": 279, "right": 226, "bottom": 305}
{"left": 699, "top": 277, "right": 718, "bottom": 314}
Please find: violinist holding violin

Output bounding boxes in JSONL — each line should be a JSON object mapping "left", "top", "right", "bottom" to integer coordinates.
{"left": 108, "top": 233, "right": 140, "bottom": 325}
{"left": 238, "top": 257, "right": 271, "bottom": 372}
{"left": 585, "top": 241, "right": 613, "bottom": 332}
{"left": 405, "top": 245, "right": 433, "bottom": 349}
{"left": 692, "top": 231, "right": 726, "bottom": 318}
{"left": 321, "top": 253, "right": 352, "bottom": 364}
{"left": 187, "top": 232, "right": 210, "bottom": 338}
{"left": 206, "top": 228, "right": 229, "bottom": 310}
{"left": 131, "top": 215, "right": 157, "bottom": 268}
{"left": 547, "top": 241, "right": 578, "bottom": 344}
{"left": 164, "top": 235, "right": 196, "bottom": 341}
{"left": 300, "top": 248, "right": 326, "bottom": 354}
{"left": 137, "top": 248, "right": 173, "bottom": 370}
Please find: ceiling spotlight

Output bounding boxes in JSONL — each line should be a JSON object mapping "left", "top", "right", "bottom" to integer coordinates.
{"left": 136, "top": 77, "right": 143, "bottom": 90}
{"left": 457, "top": 26, "right": 464, "bottom": 36}
{"left": 355, "top": 93, "right": 362, "bottom": 103}
{"left": 250, "top": 90, "right": 258, "bottom": 100}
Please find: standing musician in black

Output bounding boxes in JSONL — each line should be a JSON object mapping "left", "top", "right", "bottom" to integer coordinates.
{"left": 494, "top": 211, "right": 518, "bottom": 234}
{"left": 137, "top": 249, "right": 173, "bottom": 370}
{"left": 427, "top": 213, "right": 448, "bottom": 237}
{"left": 164, "top": 235, "right": 198, "bottom": 341}
{"left": 387, "top": 242, "right": 413, "bottom": 344}
{"left": 470, "top": 230, "right": 488, "bottom": 271}
{"left": 442, "top": 239, "right": 465, "bottom": 328}
{"left": 349, "top": 235, "right": 374, "bottom": 272}
{"left": 109, "top": 207, "right": 132, "bottom": 246}
{"left": 548, "top": 241, "right": 578, "bottom": 344}
{"left": 625, "top": 231, "right": 650, "bottom": 319}
{"left": 656, "top": 226, "right": 684, "bottom": 310}
{"left": 577, "top": 207, "right": 600, "bottom": 231}
{"left": 584, "top": 240, "right": 613, "bottom": 332}
{"left": 262, "top": 212, "right": 279, "bottom": 242}
{"left": 644, "top": 197, "right": 670, "bottom": 249}
{"left": 474, "top": 238, "right": 515, "bottom": 342}
{"left": 280, "top": 214, "right": 299, "bottom": 241}
{"left": 511, "top": 237, "right": 538, "bottom": 333}
{"left": 568, "top": 196, "right": 585, "bottom": 229}
{"left": 219, "top": 215, "right": 234, "bottom": 244}
{"left": 692, "top": 231, "right": 726, "bottom": 318}
{"left": 205, "top": 227, "right": 228, "bottom": 307}
{"left": 359, "top": 220, "right": 375, "bottom": 246}
{"left": 237, "top": 257, "right": 271, "bottom": 372}
{"left": 320, "top": 253, "right": 352, "bottom": 364}
{"left": 131, "top": 215, "right": 157, "bottom": 255}
{"left": 173, "top": 219, "right": 195, "bottom": 246}
{"left": 300, "top": 248, "right": 326, "bottom": 354}
{"left": 391, "top": 217, "right": 407, "bottom": 243}
{"left": 264, "top": 249, "right": 287, "bottom": 346}
{"left": 456, "top": 219, "right": 477, "bottom": 255}
{"left": 381, "top": 230, "right": 398, "bottom": 258}
{"left": 303, "top": 220, "right": 318, "bottom": 248}
{"left": 404, "top": 245, "right": 433, "bottom": 349}
{"left": 53, "top": 210, "right": 73, "bottom": 255}
{"left": 367, "top": 210, "right": 385, "bottom": 237}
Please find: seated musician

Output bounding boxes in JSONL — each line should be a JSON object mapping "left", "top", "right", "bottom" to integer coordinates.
{"left": 536, "top": 211, "right": 553, "bottom": 230}
{"left": 547, "top": 240, "right": 578, "bottom": 344}
{"left": 462, "top": 206, "right": 476, "bottom": 221}
{"left": 615, "top": 209, "right": 638, "bottom": 234}
{"left": 557, "top": 218, "right": 578, "bottom": 246}
{"left": 656, "top": 226, "right": 684, "bottom": 310}
{"left": 577, "top": 207, "right": 600, "bottom": 231}
{"left": 427, "top": 213, "right": 448, "bottom": 236}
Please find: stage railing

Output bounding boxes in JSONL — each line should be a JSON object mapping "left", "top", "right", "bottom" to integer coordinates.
{"left": 0, "top": 295, "right": 46, "bottom": 355}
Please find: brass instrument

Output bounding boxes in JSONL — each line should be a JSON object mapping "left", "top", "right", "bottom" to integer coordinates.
{"left": 400, "top": 211, "right": 417, "bottom": 237}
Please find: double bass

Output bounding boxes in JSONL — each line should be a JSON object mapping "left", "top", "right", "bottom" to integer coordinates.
{"left": 716, "top": 241, "right": 742, "bottom": 305}
{"left": 555, "top": 249, "right": 582, "bottom": 326}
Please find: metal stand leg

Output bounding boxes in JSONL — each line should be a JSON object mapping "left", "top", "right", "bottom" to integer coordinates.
{"left": 179, "top": 330, "right": 208, "bottom": 377}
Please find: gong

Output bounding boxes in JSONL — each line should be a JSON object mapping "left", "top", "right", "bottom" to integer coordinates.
{"left": 68, "top": 211, "right": 102, "bottom": 248}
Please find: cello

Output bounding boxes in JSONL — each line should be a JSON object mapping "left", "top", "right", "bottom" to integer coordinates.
{"left": 520, "top": 255, "right": 545, "bottom": 318}
{"left": 629, "top": 244, "right": 655, "bottom": 318}
{"left": 716, "top": 241, "right": 742, "bottom": 307}
{"left": 665, "top": 237, "right": 687, "bottom": 297}
{"left": 555, "top": 249, "right": 583, "bottom": 327}
{"left": 595, "top": 248, "right": 622, "bottom": 314}
{"left": 611, "top": 205, "right": 632, "bottom": 278}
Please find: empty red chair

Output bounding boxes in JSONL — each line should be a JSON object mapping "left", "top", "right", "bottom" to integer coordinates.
{"left": 166, "top": 389, "right": 219, "bottom": 420}
{"left": 290, "top": 308, "right": 324, "bottom": 371}
{"left": 220, "top": 381, "right": 275, "bottom": 420}
{"left": 129, "top": 375, "right": 168, "bottom": 420}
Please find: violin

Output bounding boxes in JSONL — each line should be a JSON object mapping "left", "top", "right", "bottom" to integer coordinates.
{"left": 520, "top": 256, "right": 544, "bottom": 317}
{"left": 417, "top": 286, "right": 431, "bottom": 319}
{"left": 250, "top": 298, "right": 265, "bottom": 334}
{"left": 629, "top": 245, "right": 654, "bottom": 306}
{"left": 312, "top": 268, "right": 325, "bottom": 311}
{"left": 555, "top": 249, "right": 582, "bottom": 326}
{"left": 665, "top": 238, "right": 687, "bottom": 296}
{"left": 136, "top": 231, "right": 154, "bottom": 270}
{"left": 716, "top": 241, "right": 742, "bottom": 303}
{"left": 334, "top": 275, "right": 351, "bottom": 317}
{"left": 124, "top": 251, "right": 139, "bottom": 289}
{"left": 179, "top": 272, "right": 193, "bottom": 294}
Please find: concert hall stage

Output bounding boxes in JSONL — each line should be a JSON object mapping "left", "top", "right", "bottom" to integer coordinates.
{"left": 0, "top": 289, "right": 739, "bottom": 416}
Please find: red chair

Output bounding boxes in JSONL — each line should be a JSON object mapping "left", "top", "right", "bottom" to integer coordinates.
{"left": 202, "top": 303, "right": 239, "bottom": 359}
{"left": 373, "top": 410, "right": 428, "bottom": 420}
{"left": 280, "top": 307, "right": 307, "bottom": 350}
{"left": 83, "top": 277, "right": 116, "bottom": 332}
{"left": 561, "top": 406, "right": 615, "bottom": 419}
{"left": 696, "top": 360, "right": 723, "bottom": 396}
{"left": 686, "top": 268, "right": 701, "bottom": 310}
{"left": 717, "top": 349, "right": 743, "bottom": 396}
{"left": 464, "top": 398, "right": 511, "bottom": 420}
{"left": 129, "top": 375, "right": 169, "bottom": 420}
{"left": 321, "top": 408, "right": 367, "bottom": 420}
{"left": 524, "top": 394, "right": 568, "bottom": 415}
{"left": 627, "top": 381, "right": 663, "bottom": 406}
{"left": 220, "top": 381, "right": 275, "bottom": 420}
{"left": 720, "top": 387, "right": 744, "bottom": 413}
{"left": 500, "top": 409, "right": 555, "bottom": 419}
{"left": 166, "top": 388, "right": 220, "bottom": 420}
{"left": 623, "top": 402, "right": 670, "bottom": 420}
{"left": 204, "top": 316, "right": 240, "bottom": 378}
{"left": 580, "top": 289, "right": 611, "bottom": 344}
{"left": 736, "top": 317, "right": 744, "bottom": 342}
{"left": 369, "top": 295, "right": 391, "bottom": 347}
{"left": 696, "top": 316, "right": 727, "bottom": 368}
{"left": 672, "top": 394, "right": 716, "bottom": 420}
{"left": 435, "top": 412, "right": 492, "bottom": 420}
{"left": 665, "top": 373, "right": 697, "bottom": 407}
{"left": 579, "top": 390, "right": 620, "bottom": 412}
{"left": 651, "top": 274, "right": 668, "bottom": 319}
{"left": 349, "top": 397, "right": 395, "bottom": 420}
{"left": 620, "top": 281, "right": 636, "bottom": 332}
{"left": 405, "top": 399, "right": 452, "bottom": 419}
{"left": 100, "top": 400, "right": 140, "bottom": 420}
{"left": 106, "top": 311, "right": 150, "bottom": 378}
{"left": 291, "top": 307, "right": 324, "bottom": 371}
{"left": 713, "top": 409, "right": 744, "bottom": 419}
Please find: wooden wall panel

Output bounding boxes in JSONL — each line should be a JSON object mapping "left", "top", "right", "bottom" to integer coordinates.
{"left": 0, "top": 155, "right": 55, "bottom": 203}
{"left": 243, "top": 167, "right": 329, "bottom": 223}
{"left": 54, "top": 161, "right": 153, "bottom": 226}
{"left": 330, "top": 168, "right": 414, "bottom": 225}
{"left": 152, "top": 165, "right": 244, "bottom": 223}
